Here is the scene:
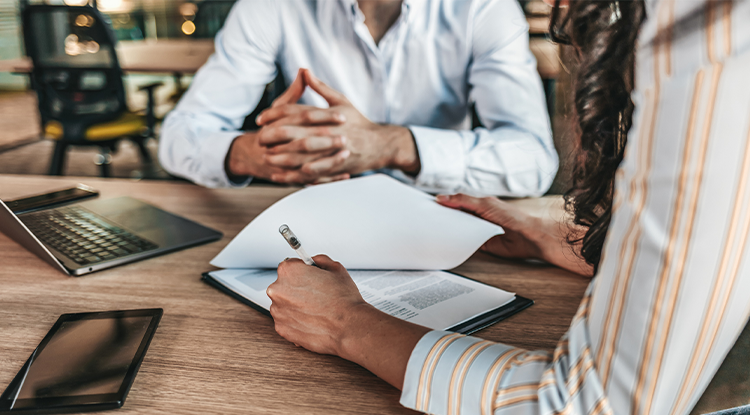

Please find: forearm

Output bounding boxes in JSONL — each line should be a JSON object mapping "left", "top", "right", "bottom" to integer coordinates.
{"left": 337, "top": 303, "right": 430, "bottom": 389}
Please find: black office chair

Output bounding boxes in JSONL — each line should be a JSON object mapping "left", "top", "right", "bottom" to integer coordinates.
{"left": 22, "top": 4, "right": 162, "bottom": 177}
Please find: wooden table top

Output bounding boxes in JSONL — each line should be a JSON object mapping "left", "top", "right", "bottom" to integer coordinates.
{"left": 527, "top": 15, "right": 551, "bottom": 35}
{"left": 0, "top": 15, "right": 561, "bottom": 79}
{"left": 530, "top": 38, "right": 560, "bottom": 80}
{"left": 0, "top": 40, "right": 214, "bottom": 75}
{"left": 116, "top": 39, "right": 214, "bottom": 74}
{"left": 0, "top": 175, "right": 588, "bottom": 414}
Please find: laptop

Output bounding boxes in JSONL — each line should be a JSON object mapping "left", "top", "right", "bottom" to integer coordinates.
{"left": 0, "top": 189, "right": 223, "bottom": 276}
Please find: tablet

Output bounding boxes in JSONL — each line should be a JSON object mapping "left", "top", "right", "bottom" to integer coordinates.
{"left": 0, "top": 309, "right": 162, "bottom": 414}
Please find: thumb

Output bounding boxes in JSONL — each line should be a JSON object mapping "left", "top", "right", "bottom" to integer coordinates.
{"left": 436, "top": 194, "right": 514, "bottom": 228}
{"left": 311, "top": 254, "right": 346, "bottom": 271}
{"left": 436, "top": 194, "right": 500, "bottom": 219}
{"left": 436, "top": 193, "right": 484, "bottom": 213}
{"left": 271, "top": 68, "right": 308, "bottom": 108}
{"left": 303, "top": 71, "right": 349, "bottom": 106}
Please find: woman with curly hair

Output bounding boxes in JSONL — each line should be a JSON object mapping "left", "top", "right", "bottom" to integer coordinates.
{"left": 266, "top": 0, "right": 750, "bottom": 413}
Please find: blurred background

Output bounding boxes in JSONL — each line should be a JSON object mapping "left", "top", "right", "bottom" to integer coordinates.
{"left": 0, "top": 0, "right": 576, "bottom": 193}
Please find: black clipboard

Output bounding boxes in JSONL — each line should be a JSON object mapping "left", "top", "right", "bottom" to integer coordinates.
{"left": 201, "top": 271, "right": 533, "bottom": 335}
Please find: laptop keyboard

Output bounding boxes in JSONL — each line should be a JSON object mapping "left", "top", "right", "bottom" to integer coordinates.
{"left": 21, "top": 206, "right": 158, "bottom": 266}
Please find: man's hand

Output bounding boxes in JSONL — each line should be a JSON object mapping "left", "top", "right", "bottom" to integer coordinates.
{"left": 225, "top": 69, "right": 351, "bottom": 183}
{"left": 256, "top": 70, "right": 421, "bottom": 184}
{"left": 227, "top": 129, "right": 351, "bottom": 183}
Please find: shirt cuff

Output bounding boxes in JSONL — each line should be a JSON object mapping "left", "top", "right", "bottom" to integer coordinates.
{"left": 204, "top": 131, "right": 253, "bottom": 188}
{"left": 400, "top": 330, "right": 519, "bottom": 415}
{"left": 408, "top": 126, "right": 467, "bottom": 192}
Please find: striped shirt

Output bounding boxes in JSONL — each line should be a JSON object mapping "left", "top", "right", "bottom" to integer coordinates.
{"left": 399, "top": 1, "right": 750, "bottom": 414}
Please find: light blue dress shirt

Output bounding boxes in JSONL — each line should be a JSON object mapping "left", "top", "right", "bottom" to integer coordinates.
{"left": 159, "top": 0, "right": 558, "bottom": 196}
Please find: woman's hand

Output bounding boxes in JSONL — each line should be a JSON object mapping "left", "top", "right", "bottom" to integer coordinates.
{"left": 270, "top": 255, "right": 431, "bottom": 389}
{"left": 436, "top": 194, "right": 545, "bottom": 260}
{"left": 267, "top": 255, "right": 368, "bottom": 355}
{"left": 437, "top": 194, "right": 594, "bottom": 277}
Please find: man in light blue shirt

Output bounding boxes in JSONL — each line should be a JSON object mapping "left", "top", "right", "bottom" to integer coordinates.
{"left": 159, "top": 0, "right": 558, "bottom": 196}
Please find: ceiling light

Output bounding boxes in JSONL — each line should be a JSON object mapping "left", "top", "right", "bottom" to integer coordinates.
{"left": 181, "top": 20, "right": 196, "bottom": 36}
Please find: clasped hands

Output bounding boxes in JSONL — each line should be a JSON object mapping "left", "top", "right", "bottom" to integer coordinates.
{"left": 227, "top": 68, "right": 420, "bottom": 185}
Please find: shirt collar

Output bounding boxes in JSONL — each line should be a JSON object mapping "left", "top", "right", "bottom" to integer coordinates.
{"left": 339, "top": 0, "right": 415, "bottom": 24}
{"left": 339, "top": 0, "right": 412, "bottom": 7}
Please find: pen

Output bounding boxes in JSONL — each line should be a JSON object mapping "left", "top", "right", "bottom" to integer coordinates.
{"left": 279, "top": 224, "right": 318, "bottom": 267}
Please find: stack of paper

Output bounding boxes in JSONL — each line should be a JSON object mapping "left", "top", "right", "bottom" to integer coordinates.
{"left": 211, "top": 174, "right": 504, "bottom": 270}
{"left": 206, "top": 175, "right": 531, "bottom": 334}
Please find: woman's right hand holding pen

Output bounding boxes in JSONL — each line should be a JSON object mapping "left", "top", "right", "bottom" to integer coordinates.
{"left": 269, "top": 255, "right": 430, "bottom": 389}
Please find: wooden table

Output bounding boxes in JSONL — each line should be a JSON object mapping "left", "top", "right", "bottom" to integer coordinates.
{"left": 0, "top": 33, "right": 560, "bottom": 80}
{"left": 115, "top": 40, "right": 214, "bottom": 74}
{"left": 0, "top": 174, "right": 589, "bottom": 414}
{"left": 0, "top": 40, "right": 214, "bottom": 75}
{"left": 530, "top": 38, "right": 560, "bottom": 80}
{"left": 527, "top": 15, "right": 551, "bottom": 35}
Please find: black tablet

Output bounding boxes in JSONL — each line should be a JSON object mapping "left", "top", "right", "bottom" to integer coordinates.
{"left": 0, "top": 309, "right": 162, "bottom": 414}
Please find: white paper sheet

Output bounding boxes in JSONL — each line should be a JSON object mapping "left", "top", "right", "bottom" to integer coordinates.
{"left": 208, "top": 269, "right": 516, "bottom": 331}
{"left": 210, "top": 174, "right": 504, "bottom": 270}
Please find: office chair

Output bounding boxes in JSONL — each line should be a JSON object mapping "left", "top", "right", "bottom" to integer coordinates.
{"left": 22, "top": 4, "right": 162, "bottom": 177}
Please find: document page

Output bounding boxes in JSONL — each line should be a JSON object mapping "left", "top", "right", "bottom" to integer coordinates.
{"left": 210, "top": 175, "right": 504, "bottom": 270}
{"left": 208, "top": 268, "right": 515, "bottom": 331}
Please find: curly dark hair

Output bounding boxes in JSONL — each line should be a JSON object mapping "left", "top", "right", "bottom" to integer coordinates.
{"left": 549, "top": 0, "right": 646, "bottom": 273}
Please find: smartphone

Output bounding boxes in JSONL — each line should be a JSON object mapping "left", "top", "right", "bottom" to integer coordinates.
{"left": 4, "top": 185, "right": 99, "bottom": 215}
{"left": 0, "top": 309, "right": 162, "bottom": 414}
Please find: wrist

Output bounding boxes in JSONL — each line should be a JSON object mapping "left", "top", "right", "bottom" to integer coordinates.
{"left": 529, "top": 216, "right": 595, "bottom": 276}
{"left": 335, "top": 302, "right": 379, "bottom": 361}
{"left": 379, "top": 125, "right": 420, "bottom": 175}
{"left": 333, "top": 300, "right": 431, "bottom": 390}
{"left": 227, "top": 132, "right": 258, "bottom": 178}
{"left": 522, "top": 215, "right": 555, "bottom": 262}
